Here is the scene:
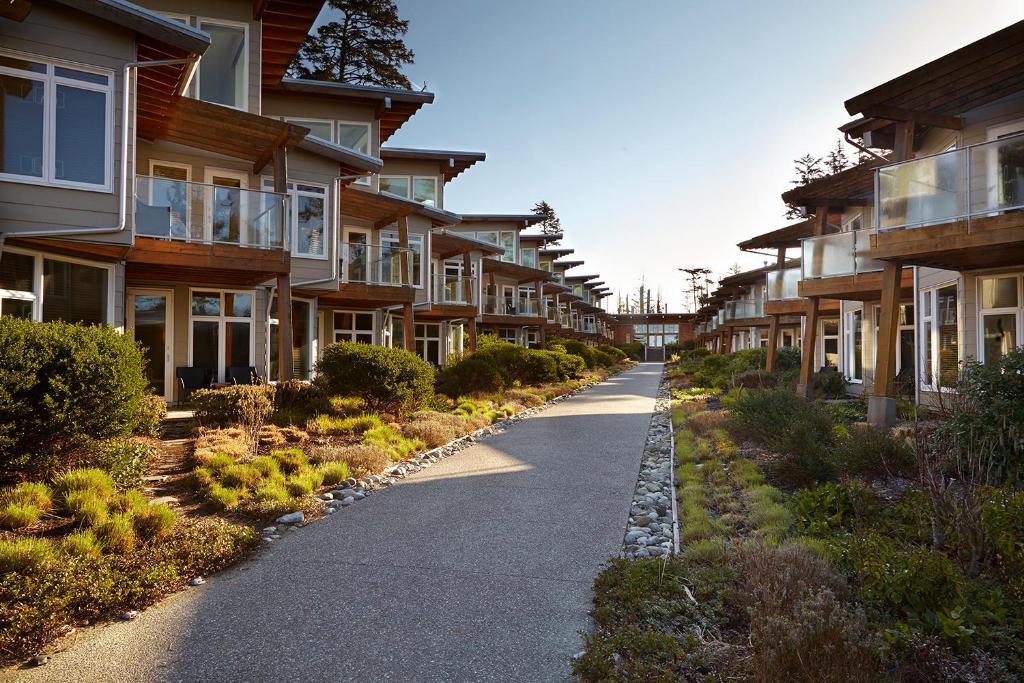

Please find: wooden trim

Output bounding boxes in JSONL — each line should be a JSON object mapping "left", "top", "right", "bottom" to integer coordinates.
{"left": 799, "top": 297, "right": 820, "bottom": 390}
{"left": 872, "top": 262, "right": 903, "bottom": 398}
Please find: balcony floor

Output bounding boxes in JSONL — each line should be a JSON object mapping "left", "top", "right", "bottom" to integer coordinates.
{"left": 798, "top": 268, "right": 913, "bottom": 301}
{"left": 416, "top": 303, "right": 478, "bottom": 320}
{"left": 313, "top": 283, "right": 416, "bottom": 308}
{"left": 871, "top": 212, "right": 1024, "bottom": 270}
{"left": 126, "top": 236, "right": 289, "bottom": 286}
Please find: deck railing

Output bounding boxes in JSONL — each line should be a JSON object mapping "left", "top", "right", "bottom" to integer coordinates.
{"left": 766, "top": 267, "right": 801, "bottom": 300}
{"left": 134, "top": 175, "right": 287, "bottom": 249}
{"left": 339, "top": 241, "right": 413, "bottom": 286}
{"left": 801, "top": 230, "right": 883, "bottom": 279}
{"left": 483, "top": 295, "right": 539, "bottom": 316}
{"left": 877, "top": 131, "right": 1024, "bottom": 231}
{"left": 433, "top": 275, "right": 477, "bottom": 305}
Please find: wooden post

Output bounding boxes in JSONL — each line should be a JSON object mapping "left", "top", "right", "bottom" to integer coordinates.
{"left": 797, "top": 297, "right": 820, "bottom": 397}
{"left": 776, "top": 247, "right": 786, "bottom": 269}
{"left": 869, "top": 261, "right": 902, "bottom": 427}
{"left": 276, "top": 273, "right": 293, "bottom": 381}
{"left": 766, "top": 315, "right": 780, "bottom": 371}
{"left": 892, "top": 121, "right": 916, "bottom": 162}
{"left": 467, "top": 316, "right": 477, "bottom": 352}
{"left": 534, "top": 279, "right": 543, "bottom": 318}
{"left": 403, "top": 302, "right": 415, "bottom": 353}
{"left": 462, "top": 251, "right": 472, "bottom": 304}
{"left": 397, "top": 216, "right": 411, "bottom": 287}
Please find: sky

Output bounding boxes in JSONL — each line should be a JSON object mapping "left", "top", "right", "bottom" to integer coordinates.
{"left": 333, "top": 0, "right": 1024, "bottom": 311}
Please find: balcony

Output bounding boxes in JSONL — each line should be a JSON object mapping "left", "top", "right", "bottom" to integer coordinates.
{"left": 483, "top": 295, "right": 540, "bottom": 317}
{"left": 339, "top": 241, "right": 413, "bottom": 287}
{"left": 801, "top": 231, "right": 882, "bottom": 279}
{"left": 544, "top": 300, "right": 558, "bottom": 323}
{"left": 128, "top": 175, "right": 290, "bottom": 285}
{"left": 872, "top": 132, "right": 1024, "bottom": 269}
{"left": 767, "top": 267, "right": 801, "bottom": 301}
{"left": 433, "top": 275, "right": 477, "bottom": 306}
{"left": 726, "top": 298, "right": 764, "bottom": 320}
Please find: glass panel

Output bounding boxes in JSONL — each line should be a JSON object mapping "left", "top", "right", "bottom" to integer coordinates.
{"left": 922, "top": 320, "right": 933, "bottom": 386}
{"left": 192, "top": 321, "right": 218, "bottom": 380}
{"left": 380, "top": 177, "right": 409, "bottom": 198}
{"left": 354, "top": 332, "right": 372, "bottom": 344}
{"left": 899, "top": 329, "right": 915, "bottom": 377}
{"left": 225, "top": 293, "right": 252, "bottom": 317}
{"left": 192, "top": 292, "right": 221, "bottom": 316}
{"left": 42, "top": 259, "right": 106, "bottom": 324}
{"left": 390, "top": 317, "right": 405, "bottom": 349}
{"left": 1, "top": 75, "right": 44, "bottom": 177}
{"left": 937, "top": 285, "right": 958, "bottom": 388}
{"left": 291, "top": 120, "right": 332, "bottom": 141}
{"left": 413, "top": 177, "right": 436, "bottom": 205}
{"left": 969, "top": 134, "right": 1024, "bottom": 214}
{"left": 0, "top": 56, "right": 45, "bottom": 73}
{"left": 852, "top": 311, "right": 863, "bottom": 380}
{"left": 149, "top": 165, "right": 190, "bottom": 237}
{"left": 133, "top": 295, "right": 167, "bottom": 396}
{"left": 54, "top": 85, "right": 105, "bottom": 184}
{"left": 210, "top": 177, "right": 242, "bottom": 243}
{"left": 355, "top": 313, "right": 374, "bottom": 330}
{"left": 0, "top": 251, "right": 34, "bottom": 291}
{"left": 520, "top": 248, "right": 537, "bottom": 269}
{"left": 981, "top": 276, "right": 1018, "bottom": 309}
{"left": 899, "top": 304, "right": 914, "bottom": 326}
{"left": 54, "top": 67, "right": 108, "bottom": 85}
{"left": 500, "top": 232, "right": 515, "bottom": 262}
{"left": 225, "top": 321, "right": 250, "bottom": 369}
{"left": 345, "top": 233, "right": 368, "bottom": 282}
{"left": 199, "top": 23, "right": 246, "bottom": 108}
{"left": 878, "top": 149, "right": 967, "bottom": 229}
{"left": 296, "top": 192, "right": 325, "bottom": 256}
{"left": 2, "top": 298, "right": 33, "bottom": 319}
{"left": 983, "top": 313, "right": 1016, "bottom": 365}
{"left": 337, "top": 123, "right": 369, "bottom": 154}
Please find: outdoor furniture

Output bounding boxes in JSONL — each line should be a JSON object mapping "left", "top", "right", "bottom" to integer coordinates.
{"left": 135, "top": 201, "right": 172, "bottom": 237}
{"left": 227, "top": 366, "right": 262, "bottom": 385}
{"left": 176, "top": 366, "right": 211, "bottom": 407}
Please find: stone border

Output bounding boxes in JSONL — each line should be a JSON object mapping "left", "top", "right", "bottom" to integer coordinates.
{"left": 266, "top": 371, "right": 624, "bottom": 537}
{"left": 621, "top": 370, "right": 675, "bottom": 558}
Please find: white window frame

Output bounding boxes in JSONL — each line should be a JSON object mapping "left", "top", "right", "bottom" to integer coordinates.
{"left": 379, "top": 175, "right": 411, "bottom": 199}
{"left": 843, "top": 307, "right": 864, "bottom": 383}
{"left": 819, "top": 318, "right": 839, "bottom": 369}
{"left": 919, "top": 281, "right": 961, "bottom": 392}
{"left": 341, "top": 226, "right": 372, "bottom": 283}
{"left": 411, "top": 175, "right": 438, "bottom": 206}
{"left": 262, "top": 178, "right": 329, "bottom": 260}
{"left": 414, "top": 322, "right": 441, "bottom": 364}
{"left": 127, "top": 288, "right": 175, "bottom": 402}
{"left": 0, "top": 48, "right": 113, "bottom": 192}
{"left": 337, "top": 120, "right": 372, "bottom": 186}
{"left": 195, "top": 18, "right": 250, "bottom": 112}
{"left": 0, "top": 246, "right": 115, "bottom": 325}
{"left": 332, "top": 309, "right": 376, "bottom": 344}
{"left": 976, "top": 272, "right": 1023, "bottom": 365}
{"left": 285, "top": 117, "right": 334, "bottom": 143}
{"left": 187, "top": 288, "right": 256, "bottom": 384}
{"left": 269, "top": 296, "right": 316, "bottom": 381}
{"left": 499, "top": 231, "right": 516, "bottom": 263}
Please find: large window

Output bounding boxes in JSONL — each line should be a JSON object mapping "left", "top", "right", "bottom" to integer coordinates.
{"left": 843, "top": 309, "right": 863, "bottom": 382}
{"left": 333, "top": 311, "right": 374, "bottom": 344}
{"left": 197, "top": 21, "right": 247, "bottom": 109}
{"left": 380, "top": 176, "right": 410, "bottom": 198}
{"left": 269, "top": 299, "right": 313, "bottom": 381}
{"left": 920, "top": 284, "right": 959, "bottom": 389}
{"left": 0, "top": 51, "right": 111, "bottom": 190}
{"left": 520, "top": 247, "right": 538, "bottom": 269}
{"left": 337, "top": 121, "right": 371, "bottom": 155}
{"left": 821, "top": 319, "right": 839, "bottom": 368}
{"left": 415, "top": 323, "right": 441, "bottom": 365}
{"left": 0, "top": 249, "right": 110, "bottom": 324}
{"left": 286, "top": 118, "right": 333, "bottom": 142}
{"left": 189, "top": 290, "right": 253, "bottom": 383}
{"left": 500, "top": 231, "right": 516, "bottom": 263}
{"left": 412, "top": 177, "right": 437, "bottom": 205}
{"left": 264, "top": 180, "right": 327, "bottom": 258}
{"left": 978, "top": 274, "right": 1022, "bottom": 365}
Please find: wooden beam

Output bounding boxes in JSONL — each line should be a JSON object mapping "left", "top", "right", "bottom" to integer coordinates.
{"left": 403, "top": 302, "right": 415, "bottom": 353}
{"left": 373, "top": 208, "right": 412, "bottom": 230}
{"left": 271, "top": 144, "right": 288, "bottom": 193}
{"left": 813, "top": 207, "right": 827, "bottom": 236}
{"left": 397, "top": 216, "right": 411, "bottom": 287}
{"left": 861, "top": 104, "right": 963, "bottom": 130}
{"left": 872, "top": 262, "right": 903, "bottom": 399}
{"left": 766, "top": 315, "right": 780, "bottom": 372}
{"left": 892, "top": 121, "right": 916, "bottom": 162}
{"left": 468, "top": 316, "right": 477, "bottom": 352}
{"left": 798, "top": 297, "right": 820, "bottom": 395}
{"left": 277, "top": 273, "right": 293, "bottom": 382}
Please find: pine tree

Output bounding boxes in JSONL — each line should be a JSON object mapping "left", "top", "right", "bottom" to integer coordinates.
{"left": 287, "top": 0, "right": 415, "bottom": 89}
{"left": 784, "top": 153, "right": 826, "bottom": 219}
{"left": 532, "top": 201, "right": 561, "bottom": 243}
{"left": 824, "top": 139, "right": 851, "bottom": 174}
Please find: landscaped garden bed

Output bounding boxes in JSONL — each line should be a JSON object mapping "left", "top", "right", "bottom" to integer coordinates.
{"left": 0, "top": 318, "right": 632, "bottom": 666}
{"left": 576, "top": 347, "right": 1024, "bottom": 682}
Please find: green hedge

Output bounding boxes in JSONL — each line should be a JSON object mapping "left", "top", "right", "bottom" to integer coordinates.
{"left": 0, "top": 319, "right": 151, "bottom": 478}
{"left": 436, "top": 336, "right": 586, "bottom": 396}
{"left": 315, "top": 342, "right": 435, "bottom": 415}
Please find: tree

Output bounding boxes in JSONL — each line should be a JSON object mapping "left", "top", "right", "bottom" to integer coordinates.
{"left": 287, "top": 0, "right": 415, "bottom": 89}
{"left": 784, "top": 153, "right": 826, "bottom": 219}
{"left": 824, "top": 139, "right": 851, "bottom": 174}
{"left": 532, "top": 201, "right": 562, "bottom": 243}
{"left": 680, "top": 267, "right": 711, "bottom": 313}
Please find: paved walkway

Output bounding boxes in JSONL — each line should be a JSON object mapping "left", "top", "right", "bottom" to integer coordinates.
{"left": 9, "top": 364, "right": 663, "bottom": 683}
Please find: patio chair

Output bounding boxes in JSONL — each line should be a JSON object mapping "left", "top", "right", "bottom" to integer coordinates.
{"left": 175, "top": 366, "right": 211, "bottom": 407}
{"left": 227, "top": 366, "right": 263, "bottom": 385}
{"left": 135, "top": 201, "right": 172, "bottom": 238}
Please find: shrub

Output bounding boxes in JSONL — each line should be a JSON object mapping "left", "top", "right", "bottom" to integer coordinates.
{"left": 110, "top": 489, "right": 147, "bottom": 515}
{"left": 549, "top": 337, "right": 596, "bottom": 368}
{"left": 249, "top": 455, "right": 282, "bottom": 479}
{"left": 273, "top": 379, "right": 331, "bottom": 421}
{"left": 133, "top": 503, "right": 176, "bottom": 540}
{"left": 687, "top": 410, "right": 727, "bottom": 436}
{"left": 207, "top": 483, "right": 243, "bottom": 510}
{"left": 191, "top": 385, "right": 275, "bottom": 428}
{"left": 0, "top": 318, "right": 151, "bottom": 478}
{"left": 401, "top": 411, "right": 467, "bottom": 447}
{"left": 52, "top": 467, "right": 115, "bottom": 503}
{"left": 61, "top": 530, "right": 102, "bottom": 558}
{"left": 285, "top": 471, "right": 323, "bottom": 497}
{"left": 134, "top": 394, "right": 167, "bottom": 438}
{"left": 329, "top": 396, "right": 366, "bottom": 415}
{"left": 91, "top": 439, "right": 154, "bottom": 489}
{"left": 0, "top": 482, "right": 52, "bottom": 529}
{"left": 309, "top": 444, "right": 390, "bottom": 475}
{"left": 315, "top": 342, "right": 435, "bottom": 416}
{"left": 833, "top": 423, "right": 915, "bottom": 478}
{"left": 0, "top": 537, "right": 55, "bottom": 574}
{"left": 97, "top": 512, "right": 136, "bottom": 553}
{"left": 521, "top": 349, "right": 559, "bottom": 383}
{"left": 253, "top": 480, "right": 290, "bottom": 503}
{"left": 812, "top": 370, "right": 849, "bottom": 399}
{"left": 598, "top": 344, "right": 629, "bottom": 363}
{"left": 0, "top": 503, "right": 42, "bottom": 530}
{"left": 307, "top": 413, "right": 382, "bottom": 435}
{"left": 615, "top": 341, "right": 644, "bottom": 361}
{"left": 775, "top": 346, "right": 801, "bottom": 371}
{"left": 549, "top": 350, "right": 586, "bottom": 381}
{"left": 270, "top": 448, "right": 308, "bottom": 474}
{"left": 65, "top": 490, "right": 109, "bottom": 527}
{"left": 436, "top": 355, "right": 505, "bottom": 396}
{"left": 790, "top": 481, "right": 880, "bottom": 538}
{"left": 317, "top": 461, "right": 350, "bottom": 486}
{"left": 362, "top": 425, "right": 425, "bottom": 461}
{"left": 219, "top": 463, "right": 262, "bottom": 489}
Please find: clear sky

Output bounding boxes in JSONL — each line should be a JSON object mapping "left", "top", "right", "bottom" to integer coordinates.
{"left": 356, "top": 0, "right": 1023, "bottom": 311}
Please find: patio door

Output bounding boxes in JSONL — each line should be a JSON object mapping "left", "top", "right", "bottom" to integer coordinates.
{"left": 127, "top": 289, "right": 174, "bottom": 402}
{"left": 343, "top": 227, "right": 370, "bottom": 282}
{"left": 204, "top": 168, "right": 248, "bottom": 244}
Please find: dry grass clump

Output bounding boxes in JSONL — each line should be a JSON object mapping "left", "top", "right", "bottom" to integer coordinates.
{"left": 687, "top": 410, "right": 728, "bottom": 436}
{"left": 194, "top": 428, "right": 249, "bottom": 463}
{"left": 502, "top": 388, "right": 545, "bottom": 408}
{"left": 257, "top": 424, "right": 308, "bottom": 448}
{"left": 306, "top": 443, "right": 391, "bottom": 476}
{"left": 400, "top": 411, "right": 484, "bottom": 448}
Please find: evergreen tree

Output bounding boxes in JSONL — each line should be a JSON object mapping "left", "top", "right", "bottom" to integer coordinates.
{"left": 824, "top": 139, "right": 851, "bottom": 174}
{"left": 532, "top": 201, "right": 562, "bottom": 243}
{"left": 287, "top": 0, "right": 415, "bottom": 89}
{"left": 784, "top": 153, "right": 826, "bottom": 219}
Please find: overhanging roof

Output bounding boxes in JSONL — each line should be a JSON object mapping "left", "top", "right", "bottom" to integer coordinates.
{"left": 540, "top": 247, "right": 574, "bottom": 256}
{"left": 380, "top": 147, "right": 485, "bottom": 183}
{"left": 718, "top": 258, "right": 800, "bottom": 287}
{"left": 341, "top": 186, "right": 460, "bottom": 228}
{"left": 53, "top": 0, "right": 210, "bottom": 53}
{"left": 738, "top": 218, "right": 815, "bottom": 250}
{"left": 257, "top": 0, "right": 324, "bottom": 88}
{"left": 553, "top": 260, "right": 584, "bottom": 270}
{"left": 431, "top": 230, "right": 503, "bottom": 258}
{"left": 519, "top": 231, "right": 563, "bottom": 244}
{"left": 272, "top": 78, "right": 435, "bottom": 142}
{"left": 298, "top": 136, "right": 382, "bottom": 177}
{"left": 459, "top": 214, "right": 545, "bottom": 227}
{"left": 481, "top": 259, "right": 553, "bottom": 284}
{"left": 781, "top": 161, "right": 883, "bottom": 208}
{"left": 565, "top": 274, "right": 600, "bottom": 282}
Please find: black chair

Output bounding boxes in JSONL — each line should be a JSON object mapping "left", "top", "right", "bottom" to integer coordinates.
{"left": 135, "top": 202, "right": 172, "bottom": 237}
{"left": 176, "top": 366, "right": 211, "bottom": 407}
{"left": 228, "top": 366, "right": 262, "bottom": 385}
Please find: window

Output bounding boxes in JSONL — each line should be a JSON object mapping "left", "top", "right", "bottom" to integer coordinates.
{"left": 821, "top": 319, "right": 839, "bottom": 368}
{"left": 920, "top": 284, "right": 959, "bottom": 389}
{"left": 500, "top": 231, "right": 515, "bottom": 263}
{"left": 263, "top": 180, "right": 327, "bottom": 258}
{"left": 520, "top": 247, "right": 538, "bottom": 269}
{"left": 269, "top": 299, "right": 313, "bottom": 381}
{"left": 386, "top": 315, "right": 405, "bottom": 350}
{"left": 286, "top": 118, "right": 333, "bottom": 142}
{"left": 147, "top": 162, "right": 191, "bottom": 238}
{"left": 0, "top": 51, "right": 111, "bottom": 189}
{"left": 380, "top": 176, "right": 410, "bottom": 198}
{"left": 446, "top": 323, "right": 464, "bottom": 358}
{"left": 415, "top": 323, "right": 441, "bottom": 365}
{"left": 197, "top": 21, "right": 247, "bottom": 109}
{"left": 496, "top": 328, "right": 517, "bottom": 344}
{"left": 333, "top": 311, "right": 374, "bottom": 344}
{"left": 412, "top": 177, "right": 437, "bottom": 205}
{"left": 0, "top": 249, "right": 111, "bottom": 324}
{"left": 978, "top": 274, "right": 1021, "bottom": 365}
{"left": 189, "top": 290, "right": 253, "bottom": 383}
{"left": 337, "top": 121, "right": 371, "bottom": 155}
{"left": 0, "top": 250, "right": 36, "bottom": 319}
{"left": 380, "top": 231, "right": 423, "bottom": 286}
{"left": 844, "top": 309, "right": 863, "bottom": 382}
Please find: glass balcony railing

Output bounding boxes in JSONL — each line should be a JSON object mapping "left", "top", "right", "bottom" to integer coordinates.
{"left": 483, "top": 296, "right": 539, "bottom": 316}
{"left": 339, "top": 241, "right": 413, "bottom": 286}
{"left": 801, "top": 230, "right": 883, "bottom": 279}
{"left": 434, "top": 275, "right": 476, "bottom": 305}
{"left": 558, "top": 309, "right": 571, "bottom": 327}
{"left": 877, "top": 132, "right": 1024, "bottom": 231}
{"left": 134, "top": 175, "right": 287, "bottom": 249}
{"left": 728, "top": 298, "right": 764, "bottom": 319}
{"left": 544, "top": 300, "right": 558, "bottom": 322}
{"left": 766, "top": 267, "right": 801, "bottom": 300}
